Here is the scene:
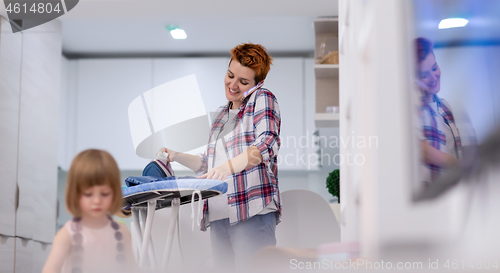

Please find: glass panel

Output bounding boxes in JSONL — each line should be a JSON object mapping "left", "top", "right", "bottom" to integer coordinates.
{"left": 411, "top": 0, "right": 500, "bottom": 201}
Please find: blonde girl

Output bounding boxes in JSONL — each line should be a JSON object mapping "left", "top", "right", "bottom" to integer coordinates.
{"left": 43, "top": 149, "right": 138, "bottom": 273}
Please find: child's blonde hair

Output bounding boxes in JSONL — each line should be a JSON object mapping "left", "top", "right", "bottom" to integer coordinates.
{"left": 65, "top": 149, "right": 123, "bottom": 217}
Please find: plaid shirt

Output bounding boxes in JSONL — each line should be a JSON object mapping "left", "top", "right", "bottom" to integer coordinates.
{"left": 196, "top": 87, "right": 282, "bottom": 231}
{"left": 420, "top": 94, "right": 462, "bottom": 181}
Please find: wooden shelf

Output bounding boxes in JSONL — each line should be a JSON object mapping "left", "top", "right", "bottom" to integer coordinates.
{"left": 314, "top": 16, "right": 339, "bottom": 128}
{"left": 314, "top": 64, "right": 339, "bottom": 79}
{"left": 314, "top": 17, "right": 339, "bottom": 34}
{"left": 315, "top": 113, "right": 339, "bottom": 128}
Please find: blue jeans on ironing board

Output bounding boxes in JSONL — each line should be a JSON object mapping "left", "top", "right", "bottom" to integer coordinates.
{"left": 210, "top": 212, "right": 277, "bottom": 272}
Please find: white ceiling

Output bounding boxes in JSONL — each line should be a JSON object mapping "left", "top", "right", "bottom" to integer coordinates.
{"left": 61, "top": 16, "right": 321, "bottom": 56}
{"left": 2, "top": 0, "right": 497, "bottom": 56}
{"left": 413, "top": 0, "right": 500, "bottom": 46}
{"left": 58, "top": 0, "right": 338, "bottom": 56}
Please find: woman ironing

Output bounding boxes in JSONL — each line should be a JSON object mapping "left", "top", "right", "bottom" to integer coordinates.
{"left": 159, "top": 43, "right": 281, "bottom": 271}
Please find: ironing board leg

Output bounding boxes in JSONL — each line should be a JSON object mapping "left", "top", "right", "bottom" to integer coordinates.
{"left": 140, "top": 207, "right": 158, "bottom": 271}
{"left": 147, "top": 234, "right": 158, "bottom": 271}
{"left": 139, "top": 199, "right": 157, "bottom": 269}
{"left": 161, "top": 198, "right": 180, "bottom": 272}
{"left": 131, "top": 208, "right": 143, "bottom": 263}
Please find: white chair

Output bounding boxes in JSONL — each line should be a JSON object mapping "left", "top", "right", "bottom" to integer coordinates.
{"left": 276, "top": 189, "right": 340, "bottom": 248}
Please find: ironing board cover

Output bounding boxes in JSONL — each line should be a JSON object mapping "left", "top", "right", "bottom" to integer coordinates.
{"left": 122, "top": 176, "right": 227, "bottom": 210}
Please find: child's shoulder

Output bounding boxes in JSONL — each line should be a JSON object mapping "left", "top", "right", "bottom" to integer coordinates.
{"left": 61, "top": 219, "right": 74, "bottom": 232}
{"left": 116, "top": 221, "right": 130, "bottom": 233}
{"left": 59, "top": 221, "right": 72, "bottom": 233}
{"left": 53, "top": 221, "right": 72, "bottom": 244}
{"left": 117, "top": 221, "right": 129, "bottom": 229}
{"left": 116, "top": 221, "right": 131, "bottom": 241}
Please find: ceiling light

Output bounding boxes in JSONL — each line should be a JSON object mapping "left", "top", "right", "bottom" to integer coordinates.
{"left": 166, "top": 25, "right": 187, "bottom": 39}
{"left": 438, "top": 18, "right": 469, "bottom": 29}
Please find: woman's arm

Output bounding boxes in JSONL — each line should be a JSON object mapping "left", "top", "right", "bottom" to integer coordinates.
{"left": 42, "top": 227, "right": 71, "bottom": 273}
{"left": 199, "top": 90, "right": 280, "bottom": 180}
{"left": 198, "top": 145, "right": 262, "bottom": 180}
{"left": 421, "top": 140, "right": 458, "bottom": 167}
{"left": 159, "top": 147, "right": 202, "bottom": 173}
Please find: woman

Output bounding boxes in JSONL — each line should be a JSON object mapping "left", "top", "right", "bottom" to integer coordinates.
{"left": 416, "top": 37, "right": 462, "bottom": 184}
{"left": 160, "top": 43, "right": 281, "bottom": 270}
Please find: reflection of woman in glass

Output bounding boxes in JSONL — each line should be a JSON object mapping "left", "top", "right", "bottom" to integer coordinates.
{"left": 416, "top": 37, "right": 462, "bottom": 184}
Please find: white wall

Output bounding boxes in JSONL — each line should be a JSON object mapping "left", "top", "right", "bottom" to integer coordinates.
{"left": 434, "top": 46, "right": 500, "bottom": 144}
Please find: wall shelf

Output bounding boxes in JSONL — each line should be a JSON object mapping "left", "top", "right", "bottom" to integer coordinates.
{"left": 314, "top": 64, "right": 339, "bottom": 78}
{"left": 315, "top": 113, "right": 339, "bottom": 128}
{"left": 314, "top": 17, "right": 339, "bottom": 128}
{"left": 314, "top": 17, "right": 339, "bottom": 34}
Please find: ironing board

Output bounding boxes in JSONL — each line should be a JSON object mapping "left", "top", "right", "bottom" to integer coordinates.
{"left": 122, "top": 178, "right": 227, "bottom": 272}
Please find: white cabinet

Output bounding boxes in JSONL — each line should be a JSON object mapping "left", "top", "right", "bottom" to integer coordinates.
{"left": 31, "top": 240, "right": 52, "bottom": 273}
{"left": 0, "top": 17, "right": 22, "bottom": 237}
{"left": 14, "top": 238, "right": 51, "bottom": 273}
{"left": 0, "top": 235, "right": 15, "bottom": 273}
{"left": 16, "top": 20, "right": 62, "bottom": 243}
{"left": 0, "top": 16, "right": 61, "bottom": 272}
{"left": 14, "top": 238, "right": 32, "bottom": 273}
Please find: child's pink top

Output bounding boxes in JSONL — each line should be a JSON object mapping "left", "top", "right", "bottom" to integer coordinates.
{"left": 61, "top": 218, "right": 127, "bottom": 273}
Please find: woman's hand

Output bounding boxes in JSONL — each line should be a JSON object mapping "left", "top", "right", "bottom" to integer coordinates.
{"left": 415, "top": 79, "right": 429, "bottom": 92}
{"left": 421, "top": 140, "right": 457, "bottom": 167}
{"left": 198, "top": 163, "right": 232, "bottom": 181}
{"left": 158, "top": 147, "right": 178, "bottom": 163}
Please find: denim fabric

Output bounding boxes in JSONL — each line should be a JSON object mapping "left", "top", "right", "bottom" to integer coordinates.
{"left": 122, "top": 178, "right": 227, "bottom": 197}
{"left": 125, "top": 176, "right": 171, "bottom": 187}
{"left": 124, "top": 176, "right": 162, "bottom": 187}
{"left": 142, "top": 161, "right": 168, "bottom": 178}
{"left": 210, "top": 212, "right": 277, "bottom": 272}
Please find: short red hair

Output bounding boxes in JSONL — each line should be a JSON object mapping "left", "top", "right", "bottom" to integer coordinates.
{"left": 230, "top": 43, "right": 273, "bottom": 84}
{"left": 415, "top": 37, "right": 434, "bottom": 63}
